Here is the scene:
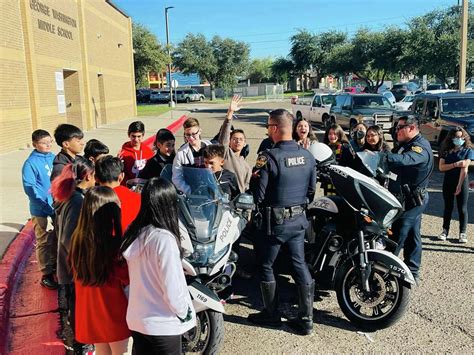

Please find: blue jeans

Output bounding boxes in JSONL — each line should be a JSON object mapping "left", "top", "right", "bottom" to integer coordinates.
{"left": 259, "top": 228, "right": 312, "bottom": 286}
{"left": 392, "top": 194, "right": 429, "bottom": 279}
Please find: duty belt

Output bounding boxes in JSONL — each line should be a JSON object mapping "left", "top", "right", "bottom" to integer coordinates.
{"left": 282, "top": 205, "right": 305, "bottom": 219}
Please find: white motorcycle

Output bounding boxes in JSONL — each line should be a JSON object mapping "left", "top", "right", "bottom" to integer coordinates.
{"left": 159, "top": 166, "right": 254, "bottom": 354}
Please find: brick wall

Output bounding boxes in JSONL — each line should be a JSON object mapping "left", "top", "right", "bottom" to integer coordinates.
{"left": 0, "top": 0, "right": 135, "bottom": 154}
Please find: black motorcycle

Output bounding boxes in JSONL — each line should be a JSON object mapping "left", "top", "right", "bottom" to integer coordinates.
{"left": 304, "top": 143, "right": 416, "bottom": 330}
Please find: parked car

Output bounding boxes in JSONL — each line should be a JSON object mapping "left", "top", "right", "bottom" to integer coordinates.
{"left": 149, "top": 90, "right": 164, "bottom": 103}
{"left": 136, "top": 89, "right": 152, "bottom": 103}
{"left": 382, "top": 91, "right": 396, "bottom": 106}
{"left": 394, "top": 95, "right": 415, "bottom": 111}
{"left": 427, "top": 83, "right": 449, "bottom": 90}
{"left": 176, "top": 89, "right": 205, "bottom": 103}
{"left": 328, "top": 93, "right": 395, "bottom": 131}
{"left": 391, "top": 82, "right": 419, "bottom": 102}
{"left": 392, "top": 92, "right": 474, "bottom": 146}
{"left": 154, "top": 90, "right": 173, "bottom": 103}
{"left": 292, "top": 93, "right": 335, "bottom": 126}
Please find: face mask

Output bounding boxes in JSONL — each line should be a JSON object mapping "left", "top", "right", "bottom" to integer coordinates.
{"left": 354, "top": 130, "right": 366, "bottom": 140}
{"left": 452, "top": 138, "right": 465, "bottom": 146}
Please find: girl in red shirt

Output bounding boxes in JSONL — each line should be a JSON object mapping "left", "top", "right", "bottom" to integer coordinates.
{"left": 69, "top": 186, "right": 131, "bottom": 354}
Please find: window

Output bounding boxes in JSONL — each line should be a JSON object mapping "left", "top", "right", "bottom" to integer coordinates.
{"left": 313, "top": 96, "right": 321, "bottom": 106}
{"left": 425, "top": 99, "right": 438, "bottom": 117}
{"left": 413, "top": 99, "right": 425, "bottom": 114}
{"left": 322, "top": 95, "right": 335, "bottom": 105}
{"left": 353, "top": 95, "right": 391, "bottom": 108}
{"left": 442, "top": 97, "right": 474, "bottom": 113}
{"left": 334, "top": 95, "right": 347, "bottom": 108}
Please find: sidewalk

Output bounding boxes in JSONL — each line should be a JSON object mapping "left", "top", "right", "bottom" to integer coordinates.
{"left": 0, "top": 107, "right": 189, "bottom": 353}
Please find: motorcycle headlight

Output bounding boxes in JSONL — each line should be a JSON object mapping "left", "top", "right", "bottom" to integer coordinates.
{"left": 382, "top": 208, "right": 399, "bottom": 227}
{"left": 186, "top": 244, "right": 229, "bottom": 266}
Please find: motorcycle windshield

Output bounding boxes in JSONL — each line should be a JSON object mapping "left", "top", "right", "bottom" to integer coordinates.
{"left": 162, "top": 165, "right": 223, "bottom": 241}
{"left": 356, "top": 150, "right": 381, "bottom": 177}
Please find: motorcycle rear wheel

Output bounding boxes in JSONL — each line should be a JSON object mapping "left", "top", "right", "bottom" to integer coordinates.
{"left": 335, "top": 262, "right": 410, "bottom": 331}
{"left": 183, "top": 310, "right": 224, "bottom": 355}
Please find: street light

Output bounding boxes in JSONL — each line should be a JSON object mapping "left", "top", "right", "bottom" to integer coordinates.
{"left": 165, "top": 6, "right": 175, "bottom": 107}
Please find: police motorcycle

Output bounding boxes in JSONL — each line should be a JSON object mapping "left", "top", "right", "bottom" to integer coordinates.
{"left": 304, "top": 143, "right": 416, "bottom": 330}
{"left": 153, "top": 165, "right": 254, "bottom": 354}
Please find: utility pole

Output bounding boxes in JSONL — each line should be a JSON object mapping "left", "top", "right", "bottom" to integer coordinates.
{"left": 165, "top": 6, "right": 175, "bottom": 107}
{"left": 459, "top": 0, "right": 468, "bottom": 93}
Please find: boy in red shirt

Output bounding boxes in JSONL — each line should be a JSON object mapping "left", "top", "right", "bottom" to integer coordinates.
{"left": 118, "top": 121, "right": 154, "bottom": 185}
{"left": 95, "top": 155, "right": 140, "bottom": 231}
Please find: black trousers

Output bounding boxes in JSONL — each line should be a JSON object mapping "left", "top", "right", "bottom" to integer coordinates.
{"left": 131, "top": 331, "right": 181, "bottom": 355}
{"left": 443, "top": 179, "right": 469, "bottom": 233}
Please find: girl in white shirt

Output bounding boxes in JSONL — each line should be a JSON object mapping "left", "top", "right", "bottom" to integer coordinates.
{"left": 121, "top": 177, "right": 195, "bottom": 355}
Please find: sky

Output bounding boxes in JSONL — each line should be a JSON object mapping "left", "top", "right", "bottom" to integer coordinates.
{"left": 114, "top": 0, "right": 459, "bottom": 59}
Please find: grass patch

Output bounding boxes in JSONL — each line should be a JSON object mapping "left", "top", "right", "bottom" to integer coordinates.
{"left": 137, "top": 104, "right": 172, "bottom": 116}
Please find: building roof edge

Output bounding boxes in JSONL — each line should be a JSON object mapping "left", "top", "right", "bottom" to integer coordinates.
{"left": 106, "top": 0, "right": 130, "bottom": 18}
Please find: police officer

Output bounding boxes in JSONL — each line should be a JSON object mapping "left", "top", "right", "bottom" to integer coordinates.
{"left": 248, "top": 109, "right": 317, "bottom": 335}
{"left": 385, "top": 115, "right": 434, "bottom": 284}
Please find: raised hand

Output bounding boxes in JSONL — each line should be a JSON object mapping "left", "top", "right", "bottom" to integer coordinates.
{"left": 228, "top": 95, "right": 242, "bottom": 113}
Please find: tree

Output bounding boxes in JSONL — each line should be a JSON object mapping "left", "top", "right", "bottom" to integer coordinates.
{"left": 404, "top": 5, "right": 474, "bottom": 86}
{"left": 248, "top": 57, "right": 274, "bottom": 83}
{"left": 173, "top": 34, "right": 250, "bottom": 99}
{"left": 290, "top": 30, "right": 347, "bottom": 90}
{"left": 271, "top": 57, "right": 294, "bottom": 84}
{"left": 326, "top": 28, "right": 406, "bottom": 92}
{"left": 132, "top": 23, "right": 168, "bottom": 87}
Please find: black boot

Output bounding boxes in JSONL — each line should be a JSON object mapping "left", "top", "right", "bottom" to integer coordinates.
{"left": 287, "top": 281, "right": 315, "bottom": 335}
{"left": 248, "top": 281, "right": 282, "bottom": 327}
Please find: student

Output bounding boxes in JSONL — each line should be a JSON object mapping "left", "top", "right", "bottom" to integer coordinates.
{"left": 118, "top": 121, "right": 154, "bottom": 185}
{"left": 51, "top": 124, "right": 86, "bottom": 181}
{"left": 172, "top": 117, "right": 212, "bottom": 194}
{"left": 349, "top": 122, "right": 368, "bottom": 153}
{"left": 121, "top": 178, "right": 196, "bottom": 355}
{"left": 292, "top": 117, "right": 318, "bottom": 149}
{"left": 203, "top": 144, "right": 239, "bottom": 200}
{"left": 22, "top": 129, "right": 57, "bottom": 289}
{"left": 139, "top": 128, "right": 175, "bottom": 179}
{"left": 322, "top": 124, "right": 353, "bottom": 195}
{"left": 84, "top": 139, "right": 110, "bottom": 163}
{"left": 51, "top": 159, "right": 96, "bottom": 353}
{"left": 363, "top": 125, "right": 390, "bottom": 152}
{"left": 95, "top": 155, "right": 141, "bottom": 232}
{"left": 69, "top": 186, "right": 131, "bottom": 354}
{"left": 438, "top": 127, "right": 473, "bottom": 243}
{"left": 217, "top": 95, "right": 252, "bottom": 193}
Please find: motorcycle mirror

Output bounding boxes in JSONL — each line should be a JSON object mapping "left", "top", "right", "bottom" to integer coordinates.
{"left": 308, "top": 142, "right": 334, "bottom": 163}
{"left": 233, "top": 193, "right": 255, "bottom": 210}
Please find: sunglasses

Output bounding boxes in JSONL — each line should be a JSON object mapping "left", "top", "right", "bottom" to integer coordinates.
{"left": 265, "top": 123, "right": 278, "bottom": 129}
{"left": 396, "top": 124, "right": 411, "bottom": 131}
{"left": 184, "top": 130, "right": 200, "bottom": 138}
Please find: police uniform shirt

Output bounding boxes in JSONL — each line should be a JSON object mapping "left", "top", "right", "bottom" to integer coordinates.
{"left": 250, "top": 140, "right": 317, "bottom": 207}
{"left": 386, "top": 134, "right": 434, "bottom": 193}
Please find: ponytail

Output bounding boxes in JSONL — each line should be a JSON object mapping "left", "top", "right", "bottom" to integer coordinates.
{"left": 51, "top": 160, "right": 94, "bottom": 202}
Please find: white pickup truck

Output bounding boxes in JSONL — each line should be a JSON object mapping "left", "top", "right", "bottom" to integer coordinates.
{"left": 292, "top": 93, "right": 335, "bottom": 125}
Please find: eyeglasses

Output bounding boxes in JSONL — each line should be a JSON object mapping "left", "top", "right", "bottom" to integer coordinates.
{"left": 396, "top": 124, "right": 411, "bottom": 131}
{"left": 184, "top": 130, "right": 200, "bottom": 138}
{"left": 265, "top": 123, "right": 278, "bottom": 129}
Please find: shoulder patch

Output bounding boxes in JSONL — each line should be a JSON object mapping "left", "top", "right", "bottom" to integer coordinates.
{"left": 411, "top": 146, "right": 423, "bottom": 154}
{"left": 255, "top": 154, "right": 268, "bottom": 168}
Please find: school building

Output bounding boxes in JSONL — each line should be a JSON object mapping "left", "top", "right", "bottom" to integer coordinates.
{"left": 0, "top": 0, "right": 136, "bottom": 154}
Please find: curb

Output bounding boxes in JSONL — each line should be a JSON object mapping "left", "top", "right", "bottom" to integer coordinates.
{"left": 0, "top": 220, "right": 35, "bottom": 354}
{"left": 143, "top": 113, "right": 188, "bottom": 148}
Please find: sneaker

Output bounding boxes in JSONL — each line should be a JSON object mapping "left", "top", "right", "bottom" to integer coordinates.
{"left": 438, "top": 229, "right": 448, "bottom": 241}
{"left": 459, "top": 233, "right": 468, "bottom": 244}
{"left": 40, "top": 274, "right": 58, "bottom": 290}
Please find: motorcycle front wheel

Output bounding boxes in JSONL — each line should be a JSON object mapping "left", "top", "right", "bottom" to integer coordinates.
{"left": 335, "top": 262, "right": 411, "bottom": 331}
{"left": 182, "top": 310, "right": 224, "bottom": 355}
